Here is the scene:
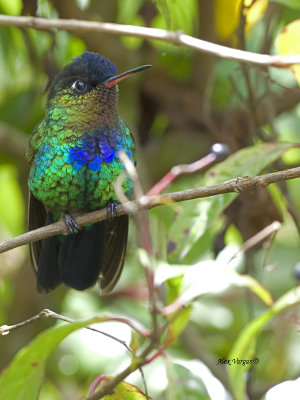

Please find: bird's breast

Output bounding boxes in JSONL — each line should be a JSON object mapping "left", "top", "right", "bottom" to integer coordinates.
{"left": 29, "top": 128, "right": 135, "bottom": 214}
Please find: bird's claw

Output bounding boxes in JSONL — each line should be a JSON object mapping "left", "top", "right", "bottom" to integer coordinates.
{"left": 107, "top": 200, "right": 118, "bottom": 219}
{"left": 64, "top": 214, "right": 80, "bottom": 234}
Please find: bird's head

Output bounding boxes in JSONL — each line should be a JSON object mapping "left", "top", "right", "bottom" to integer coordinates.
{"left": 46, "top": 51, "right": 151, "bottom": 130}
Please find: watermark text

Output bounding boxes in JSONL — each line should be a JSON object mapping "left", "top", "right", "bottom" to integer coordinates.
{"left": 217, "top": 357, "right": 259, "bottom": 366}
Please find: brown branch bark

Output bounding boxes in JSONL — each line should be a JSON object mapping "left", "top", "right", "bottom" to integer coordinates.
{"left": 0, "top": 14, "right": 300, "bottom": 66}
{"left": 0, "top": 166, "right": 299, "bottom": 254}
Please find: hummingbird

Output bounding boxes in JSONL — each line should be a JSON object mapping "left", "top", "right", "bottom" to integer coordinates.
{"left": 27, "top": 51, "right": 151, "bottom": 293}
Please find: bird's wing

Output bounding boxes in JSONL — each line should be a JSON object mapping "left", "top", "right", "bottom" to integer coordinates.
{"left": 98, "top": 214, "right": 129, "bottom": 294}
{"left": 28, "top": 192, "right": 47, "bottom": 273}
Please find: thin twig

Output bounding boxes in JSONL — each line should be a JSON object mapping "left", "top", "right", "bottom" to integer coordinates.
{"left": 117, "top": 152, "right": 158, "bottom": 341}
{"left": 229, "top": 221, "right": 282, "bottom": 262}
{"left": 0, "top": 309, "right": 139, "bottom": 352}
{"left": 147, "top": 152, "right": 218, "bottom": 196}
{"left": 0, "top": 14, "right": 300, "bottom": 66}
{"left": 0, "top": 166, "right": 300, "bottom": 254}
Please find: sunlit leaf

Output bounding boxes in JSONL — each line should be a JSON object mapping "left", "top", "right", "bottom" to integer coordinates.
{"left": 216, "top": 0, "right": 268, "bottom": 40}
{"left": 215, "top": 0, "right": 241, "bottom": 40}
{"left": 170, "top": 259, "right": 272, "bottom": 307}
{"left": 228, "top": 274, "right": 273, "bottom": 306}
{"left": 276, "top": 19, "right": 300, "bottom": 85}
{"left": 94, "top": 378, "right": 151, "bottom": 399}
{"left": 228, "top": 286, "right": 300, "bottom": 400}
{"left": 245, "top": 0, "right": 268, "bottom": 29}
{"left": 0, "top": 0, "right": 22, "bottom": 15}
{"left": 168, "top": 142, "right": 294, "bottom": 262}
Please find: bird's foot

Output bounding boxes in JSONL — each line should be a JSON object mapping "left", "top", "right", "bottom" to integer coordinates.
{"left": 64, "top": 214, "right": 80, "bottom": 234}
{"left": 107, "top": 200, "right": 118, "bottom": 220}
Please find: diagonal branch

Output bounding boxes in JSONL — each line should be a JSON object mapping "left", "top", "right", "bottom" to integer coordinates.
{"left": 0, "top": 166, "right": 300, "bottom": 254}
{"left": 0, "top": 14, "right": 300, "bottom": 66}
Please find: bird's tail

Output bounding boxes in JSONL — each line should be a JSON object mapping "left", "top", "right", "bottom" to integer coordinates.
{"left": 34, "top": 215, "right": 128, "bottom": 292}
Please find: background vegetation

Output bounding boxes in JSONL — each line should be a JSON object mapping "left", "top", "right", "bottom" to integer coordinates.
{"left": 0, "top": 0, "right": 300, "bottom": 399}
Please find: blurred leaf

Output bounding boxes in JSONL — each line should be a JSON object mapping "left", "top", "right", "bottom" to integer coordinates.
{"left": 118, "top": 0, "right": 144, "bottom": 22}
{"left": 216, "top": 0, "right": 267, "bottom": 40}
{"left": 101, "top": 379, "right": 151, "bottom": 399}
{"left": 36, "top": 0, "right": 58, "bottom": 18}
{"left": 0, "top": 165, "right": 24, "bottom": 235}
{"left": 76, "top": 0, "right": 91, "bottom": 10}
{"left": 120, "top": 15, "right": 145, "bottom": 50}
{"left": 166, "top": 306, "right": 192, "bottom": 345}
{"left": 157, "top": 250, "right": 273, "bottom": 310}
{"left": 228, "top": 286, "right": 300, "bottom": 400}
{"left": 151, "top": 0, "right": 197, "bottom": 35}
{"left": 215, "top": 0, "right": 241, "bottom": 40}
{"left": 276, "top": 19, "right": 300, "bottom": 85}
{"left": 0, "top": 27, "right": 30, "bottom": 91}
{"left": 172, "top": 260, "right": 272, "bottom": 306}
{"left": 228, "top": 274, "right": 273, "bottom": 306}
{"left": 275, "top": 110, "right": 300, "bottom": 164}
{"left": 272, "top": 0, "right": 300, "bottom": 9}
{"left": 0, "top": 0, "right": 22, "bottom": 15}
{"left": 54, "top": 31, "right": 87, "bottom": 69}
{"left": 0, "top": 317, "right": 111, "bottom": 400}
{"left": 168, "top": 142, "right": 294, "bottom": 262}
{"left": 153, "top": 0, "right": 171, "bottom": 29}
{"left": 165, "top": 361, "right": 210, "bottom": 400}
{"left": 246, "top": 0, "right": 268, "bottom": 29}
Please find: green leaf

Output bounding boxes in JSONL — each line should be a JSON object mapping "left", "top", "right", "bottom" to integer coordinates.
{"left": 276, "top": 19, "right": 300, "bottom": 85}
{"left": 166, "top": 306, "right": 192, "bottom": 344}
{"left": 0, "top": 317, "right": 106, "bottom": 400}
{"left": 167, "top": 142, "right": 294, "bottom": 262}
{"left": 228, "top": 286, "right": 300, "bottom": 400}
{"left": 165, "top": 362, "right": 210, "bottom": 400}
{"left": 271, "top": 0, "right": 300, "bottom": 10}
{"left": 118, "top": 0, "right": 144, "bottom": 23}
{"left": 0, "top": 0, "right": 22, "bottom": 15}
{"left": 0, "top": 165, "right": 24, "bottom": 235}
{"left": 153, "top": 0, "right": 171, "bottom": 29}
{"left": 101, "top": 379, "right": 152, "bottom": 399}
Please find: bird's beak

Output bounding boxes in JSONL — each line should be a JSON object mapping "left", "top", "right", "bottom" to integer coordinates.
{"left": 104, "top": 64, "right": 152, "bottom": 87}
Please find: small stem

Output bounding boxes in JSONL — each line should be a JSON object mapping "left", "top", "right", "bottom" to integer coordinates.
{"left": 117, "top": 152, "right": 159, "bottom": 342}
{"left": 147, "top": 147, "right": 222, "bottom": 196}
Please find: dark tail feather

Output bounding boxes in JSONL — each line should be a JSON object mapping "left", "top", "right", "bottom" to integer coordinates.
{"left": 58, "top": 221, "right": 107, "bottom": 290}
{"left": 37, "top": 235, "right": 61, "bottom": 292}
{"left": 99, "top": 215, "right": 128, "bottom": 293}
{"left": 29, "top": 190, "right": 129, "bottom": 292}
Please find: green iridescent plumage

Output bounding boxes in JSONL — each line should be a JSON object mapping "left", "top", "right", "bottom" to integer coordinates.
{"left": 27, "top": 52, "right": 148, "bottom": 293}
{"left": 28, "top": 119, "right": 135, "bottom": 214}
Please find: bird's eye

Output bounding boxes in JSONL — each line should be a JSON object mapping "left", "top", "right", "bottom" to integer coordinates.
{"left": 71, "top": 80, "right": 87, "bottom": 93}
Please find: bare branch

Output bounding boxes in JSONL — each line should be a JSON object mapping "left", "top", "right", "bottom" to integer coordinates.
{"left": 230, "top": 221, "right": 282, "bottom": 262}
{"left": 0, "top": 14, "right": 300, "bottom": 66}
{"left": 0, "top": 309, "right": 140, "bottom": 352}
{"left": 0, "top": 166, "right": 300, "bottom": 254}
